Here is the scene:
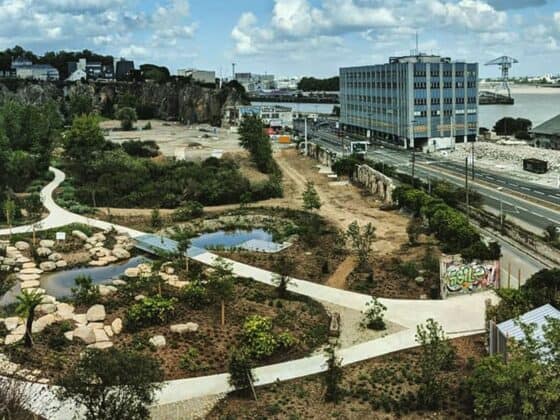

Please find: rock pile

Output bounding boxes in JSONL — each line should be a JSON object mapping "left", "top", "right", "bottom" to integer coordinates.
{"left": 84, "top": 232, "right": 134, "bottom": 267}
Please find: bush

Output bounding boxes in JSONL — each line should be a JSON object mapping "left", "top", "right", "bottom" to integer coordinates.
{"left": 71, "top": 275, "right": 100, "bottom": 306}
{"left": 172, "top": 201, "right": 204, "bottom": 221}
{"left": 360, "top": 298, "right": 387, "bottom": 330}
{"left": 122, "top": 140, "right": 159, "bottom": 158}
{"left": 242, "top": 315, "right": 294, "bottom": 359}
{"left": 181, "top": 281, "right": 211, "bottom": 309}
{"left": 45, "top": 322, "right": 73, "bottom": 351}
{"left": 228, "top": 347, "right": 255, "bottom": 394}
{"left": 125, "top": 296, "right": 177, "bottom": 331}
{"left": 396, "top": 261, "right": 419, "bottom": 279}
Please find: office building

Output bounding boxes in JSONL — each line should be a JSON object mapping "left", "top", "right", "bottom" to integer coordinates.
{"left": 177, "top": 68, "right": 216, "bottom": 85}
{"left": 114, "top": 58, "right": 135, "bottom": 80}
{"left": 340, "top": 54, "right": 478, "bottom": 149}
{"left": 11, "top": 57, "right": 59, "bottom": 81}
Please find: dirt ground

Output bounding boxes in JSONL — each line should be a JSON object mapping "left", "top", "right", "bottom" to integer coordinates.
{"left": 209, "top": 334, "right": 485, "bottom": 419}
{"left": 100, "top": 119, "right": 244, "bottom": 160}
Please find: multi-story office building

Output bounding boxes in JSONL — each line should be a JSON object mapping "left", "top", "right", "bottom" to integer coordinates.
{"left": 340, "top": 54, "right": 478, "bottom": 149}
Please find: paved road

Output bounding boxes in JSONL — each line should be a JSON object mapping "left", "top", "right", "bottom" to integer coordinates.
{"left": 295, "top": 123, "right": 560, "bottom": 232}
{"left": 2, "top": 167, "right": 497, "bottom": 419}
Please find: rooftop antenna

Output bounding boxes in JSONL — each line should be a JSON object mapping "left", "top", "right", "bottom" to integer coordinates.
{"left": 415, "top": 31, "right": 419, "bottom": 55}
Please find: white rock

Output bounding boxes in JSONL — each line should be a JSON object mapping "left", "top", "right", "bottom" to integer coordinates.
{"left": 111, "top": 248, "right": 130, "bottom": 260}
{"left": 111, "top": 279, "right": 127, "bottom": 286}
{"left": 14, "top": 241, "right": 30, "bottom": 251}
{"left": 111, "top": 318, "right": 123, "bottom": 335}
{"left": 4, "top": 334, "right": 24, "bottom": 345}
{"left": 104, "top": 325, "right": 114, "bottom": 338}
{"left": 22, "top": 262, "right": 37, "bottom": 269}
{"left": 19, "top": 268, "right": 42, "bottom": 275}
{"left": 134, "top": 294, "right": 146, "bottom": 301}
{"left": 149, "top": 335, "right": 166, "bottom": 348}
{"left": 64, "top": 331, "right": 73, "bottom": 341}
{"left": 36, "top": 304, "right": 57, "bottom": 314}
{"left": 99, "top": 285, "right": 117, "bottom": 297}
{"left": 39, "top": 261, "right": 56, "bottom": 272}
{"left": 21, "top": 280, "right": 41, "bottom": 289}
{"left": 88, "top": 322, "right": 105, "bottom": 330}
{"left": 73, "top": 326, "right": 96, "bottom": 344}
{"left": 124, "top": 268, "right": 139, "bottom": 278}
{"left": 86, "top": 305, "right": 106, "bottom": 322}
{"left": 48, "top": 253, "right": 62, "bottom": 262}
{"left": 72, "top": 230, "right": 88, "bottom": 241}
{"left": 165, "top": 266, "right": 175, "bottom": 275}
{"left": 17, "top": 273, "right": 41, "bottom": 282}
{"left": 93, "top": 329, "right": 109, "bottom": 343}
{"left": 4, "top": 317, "right": 22, "bottom": 331}
{"left": 55, "top": 260, "right": 68, "bottom": 268}
{"left": 56, "top": 303, "right": 75, "bottom": 320}
{"left": 39, "top": 240, "right": 55, "bottom": 248}
{"left": 41, "top": 295, "right": 57, "bottom": 304}
{"left": 73, "top": 314, "right": 87, "bottom": 324}
{"left": 93, "top": 233, "right": 106, "bottom": 242}
{"left": 36, "top": 247, "right": 52, "bottom": 257}
{"left": 170, "top": 323, "right": 199, "bottom": 334}
{"left": 87, "top": 341, "right": 113, "bottom": 350}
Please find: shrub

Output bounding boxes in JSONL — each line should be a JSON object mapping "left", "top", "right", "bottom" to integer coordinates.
{"left": 360, "top": 298, "right": 387, "bottom": 330}
{"left": 143, "top": 122, "right": 152, "bottom": 130}
{"left": 242, "top": 315, "right": 278, "bottom": 359}
{"left": 122, "top": 140, "right": 159, "bottom": 158}
{"left": 396, "top": 261, "right": 419, "bottom": 279}
{"left": 45, "top": 322, "right": 73, "bottom": 351}
{"left": 228, "top": 347, "right": 255, "bottom": 395}
{"left": 172, "top": 201, "right": 204, "bottom": 221}
{"left": 125, "top": 296, "right": 177, "bottom": 331}
{"left": 181, "top": 281, "right": 211, "bottom": 309}
{"left": 179, "top": 347, "right": 204, "bottom": 372}
{"left": 71, "top": 275, "right": 100, "bottom": 306}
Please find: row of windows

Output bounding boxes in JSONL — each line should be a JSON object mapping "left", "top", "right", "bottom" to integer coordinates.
{"left": 345, "top": 105, "right": 477, "bottom": 116}
{"left": 413, "top": 81, "right": 475, "bottom": 89}
{"left": 413, "top": 97, "right": 477, "bottom": 105}
{"left": 344, "top": 68, "right": 477, "bottom": 80}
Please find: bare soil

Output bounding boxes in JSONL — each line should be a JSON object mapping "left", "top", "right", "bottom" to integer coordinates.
{"left": 209, "top": 334, "right": 485, "bottom": 419}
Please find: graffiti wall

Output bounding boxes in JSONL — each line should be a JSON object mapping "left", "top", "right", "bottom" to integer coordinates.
{"left": 440, "top": 255, "right": 500, "bottom": 298}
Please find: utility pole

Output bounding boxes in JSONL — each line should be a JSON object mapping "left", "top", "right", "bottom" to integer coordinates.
{"left": 465, "top": 157, "right": 470, "bottom": 223}
{"left": 231, "top": 63, "right": 236, "bottom": 80}
{"left": 411, "top": 149, "right": 416, "bottom": 186}
{"left": 471, "top": 141, "right": 475, "bottom": 180}
{"left": 304, "top": 117, "right": 308, "bottom": 156}
{"left": 499, "top": 200, "right": 504, "bottom": 231}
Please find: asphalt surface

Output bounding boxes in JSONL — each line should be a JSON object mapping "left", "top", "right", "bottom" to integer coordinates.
{"left": 294, "top": 121, "right": 560, "bottom": 232}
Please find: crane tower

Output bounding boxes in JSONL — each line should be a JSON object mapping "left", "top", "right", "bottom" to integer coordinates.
{"left": 485, "top": 56, "right": 518, "bottom": 98}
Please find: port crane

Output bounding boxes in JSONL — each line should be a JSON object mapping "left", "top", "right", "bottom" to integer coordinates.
{"left": 485, "top": 56, "right": 518, "bottom": 98}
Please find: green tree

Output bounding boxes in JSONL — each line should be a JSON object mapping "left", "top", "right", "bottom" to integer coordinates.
{"left": 469, "top": 319, "right": 560, "bottom": 418}
{"left": 24, "top": 192, "right": 42, "bottom": 219}
{"left": 302, "top": 181, "right": 321, "bottom": 211}
{"left": 272, "top": 255, "right": 294, "bottom": 298}
{"left": 207, "top": 257, "right": 235, "bottom": 326}
{"left": 323, "top": 344, "right": 343, "bottom": 403}
{"left": 360, "top": 297, "right": 387, "bottom": 330}
{"left": 172, "top": 226, "right": 194, "bottom": 275}
{"left": 71, "top": 275, "right": 100, "bottom": 306}
{"left": 415, "top": 319, "right": 456, "bottom": 409}
{"left": 57, "top": 348, "right": 164, "bottom": 420}
{"left": 228, "top": 347, "right": 256, "bottom": 398}
{"left": 64, "top": 115, "right": 105, "bottom": 163}
{"left": 69, "top": 93, "right": 93, "bottom": 119}
{"left": 3, "top": 198, "right": 16, "bottom": 234}
{"left": 115, "top": 107, "right": 138, "bottom": 131}
{"left": 346, "top": 221, "right": 376, "bottom": 269}
{"left": 15, "top": 290, "right": 44, "bottom": 348}
{"left": 150, "top": 208, "right": 162, "bottom": 230}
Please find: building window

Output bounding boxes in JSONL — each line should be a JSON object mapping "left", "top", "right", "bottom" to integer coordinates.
{"left": 456, "top": 81, "right": 464, "bottom": 88}
{"left": 431, "top": 82, "right": 440, "bottom": 89}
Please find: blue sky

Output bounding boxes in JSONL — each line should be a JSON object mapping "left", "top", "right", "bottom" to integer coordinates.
{"left": 1, "top": 0, "right": 560, "bottom": 78}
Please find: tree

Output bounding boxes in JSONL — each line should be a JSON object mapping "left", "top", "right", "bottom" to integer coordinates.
{"left": 69, "top": 93, "right": 93, "bottom": 119}
{"left": 522, "top": 268, "right": 560, "bottom": 308}
{"left": 71, "top": 275, "right": 100, "bottom": 306}
{"left": 238, "top": 115, "right": 276, "bottom": 174}
{"left": 414, "top": 319, "right": 456, "bottom": 409}
{"left": 271, "top": 255, "right": 294, "bottom": 298}
{"left": 172, "top": 226, "right": 194, "bottom": 275}
{"left": 150, "top": 208, "right": 162, "bottom": 230}
{"left": 323, "top": 343, "right": 343, "bottom": 403}
{"left": 57, "top": 348, "right": 163, "bottom": 420}
{"left": 545, "top": 224, "right": 559, "bottom": 243}
{"left": 360, "top": 297, "right": 387, "bottom": 330}
{"left": 228, "top": 347, "right": 256, "bottom": 398}
{"left": 207, "top": 257, "right": 235, "bottom": 326}
{"left": 24, "top": 192, "right": 42, "bottom": 219}
{"left": 116, "top": 107, "right": 138, "bottom": 131}
{"left": 302, "top": 181, "right": 321, "bottom": 211}
{"left": 64, "top": 114, "right": 105, "bottom": 163}
{"left": 3, "top": 198, "right": 16, "bottom": 235}
{"left": 15, "top": 290, "right": 44, "bottom": 348}
{"left": 469, "top": 319, "right": 560, "bottom": 418}
{"left": 346, "top": 221, "right": 376, "bottom": 270}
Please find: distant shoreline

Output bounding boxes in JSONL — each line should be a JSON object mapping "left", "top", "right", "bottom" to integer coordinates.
{"left": 500, "top": 84, "right": 560, "bottom": 95}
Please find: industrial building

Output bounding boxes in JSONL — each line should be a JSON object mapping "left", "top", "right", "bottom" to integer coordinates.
{"left": 67, "top": 58, "right": 113, "bottom": 81}
{"left": 339, "top": 54, "right": 478, "bottom": 149}
{"left": 177, "top": 69, "right": 216, "bottom": 85}
{"left": 10, "top": 57, "right": 59, "bottom": 81}
{"left": 234, "top": 72, "right": 275, "bottom": 92}
{"left": 532, "top": 114, "right": 560, "bottom": 150}
{"left": 223, "top": 105, "right": 293, "bottom": 129}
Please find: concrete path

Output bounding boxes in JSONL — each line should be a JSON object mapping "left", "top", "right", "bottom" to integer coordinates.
{"left": 1, "top": 167, "right": 497, "bottom": 419}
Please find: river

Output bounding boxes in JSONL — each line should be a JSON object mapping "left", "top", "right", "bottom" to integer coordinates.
{"left": 253, "top": 86, "right": 560, "bottom": 131}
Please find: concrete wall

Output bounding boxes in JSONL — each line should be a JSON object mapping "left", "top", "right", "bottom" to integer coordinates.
{"left": 354, "top": 164, "right": 396, "bottom": 204}
{"left": 307, "top": 142, "right": 336, "bottom": 167}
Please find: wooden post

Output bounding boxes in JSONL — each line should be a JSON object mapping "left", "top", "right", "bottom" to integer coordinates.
{"left": 248, "top": 372, "right": 258, "bottom": 401}
{"left": 518, "top": 268, "right": 521, "bottom": 289}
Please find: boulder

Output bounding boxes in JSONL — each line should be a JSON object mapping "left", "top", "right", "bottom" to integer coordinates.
{"left": 4, "top": 334, "right": 24, "bottom": 346}
{"left": 111, "top": 248, "right": 130, "bottom": 260}
{"left": 415, "top": 276, "right": 425, "bottom": 285}
{"left": 48, "top": 253, "right": 62, "bottom": 262}
{"left": 14, "top": 241, "right": 30, "bottom": 251}
{"left": 4, "top": 317, "right": 22, "bottom": 331}
{"left": 21, "top": 262, "right": 37, "bottom": 269}
{"left": 73, "top": 326, "right": 96, "bottom": 344}
{"left": 41, "top": 295, "right": 57, "bottom": 304}
{"left": 36, "top": 303, "right": 56, "bottom": 314}
{"left": 149, "top": 335, "right": 166, "bottom": 348}
{"left": 36, "top": 247, "right": 52, "bottom": 257}
{"left": 72, "top": 230, "right": 88, "bottom": 241}
{"left": 88, "top": 322, "right": 105, "bottom": 330}
{"left": 21, "top": 280, "right": 41, "bottom": 289}
{"left": 55, "top": 260, "right": 68, "bottom": 268}
{"left": 111, "top": 279, "right": 127, "bottom": 286}
{"left": 104, "top": 325, "right": 114, "bottom": 338}
{"left": 86, "top": 305, "right": 106, "bottom": 322}
{"left": 111, "top": 318, "right": 123, "bottom": 335}
{"left": 33, "top": 314, "right": 56, "bottom": 333}
{"left": 39, "top": 240, "right": 55, "bottom": 248}
{"left": 134, "top": 294, "right": 146, "bottom": 301}
{"left": 170, "top": 323, "right": 199, "bottom": 334}
{"left": 87, "top": 341, "right": 113, "bottom": 350}
{"left": 93, "top": 233, "right": 106, "bottom": 242}
{"left": 124, "top": 267, "right": 139, "bottom": 278}
{"left": 99, "top": 285, "right": 117, "bottom": 297}
{"left": 17, "top": 273, "right": 41, "bottom": 282}
{"left": 19, "top": 268, "right": 42, "bottom": 275}
{"left": 56, "top": 303, "right": 75, "bottom": 320}
{"left": 93, "top": 329, "right": 109, "bottom": 343}
{"left": 64, "top": 331, "right": 74, "bottom": 341}
{"left": 73, "top": 314, "right": 87, "bottom": 325}
{"left": 165, "top": 266, "right": 175, "bottom": 275}
{"left": 39, "top": 261, "right": 57, "bottom": 272}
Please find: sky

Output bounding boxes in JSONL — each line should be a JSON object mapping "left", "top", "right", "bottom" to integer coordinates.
{"left": 1, "top": 0, "right": 560, "bottom": 78}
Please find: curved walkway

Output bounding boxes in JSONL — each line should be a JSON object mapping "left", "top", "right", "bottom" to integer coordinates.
{"left": 1, "top": 168, "right": 497, "bottom": 419}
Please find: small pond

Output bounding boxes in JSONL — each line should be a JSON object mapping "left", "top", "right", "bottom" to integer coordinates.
{"left": 191, "top": 229, "right": 288, "bottom": 253}
{"left": 0, "top": 256, "right": 148, "bottom": 305}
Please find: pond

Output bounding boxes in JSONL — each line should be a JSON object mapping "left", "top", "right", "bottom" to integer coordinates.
{"left": 191, "top": 229, "right": 288, "bottom": 252}
{"left": 0, "top": 256, "right": 148, "bottom": 305}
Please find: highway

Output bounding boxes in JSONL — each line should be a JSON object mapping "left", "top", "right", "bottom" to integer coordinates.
{"left": 294, "top": 121, "right": 560, "bottom": 232}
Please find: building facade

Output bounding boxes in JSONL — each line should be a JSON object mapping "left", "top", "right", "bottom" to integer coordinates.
{"left": 234, "top": 72, "right": 275, "bottom": 92}
{"left": 177, "top": 69, "right": 216, "bottom": 84}
{"left": 532, "top": 114, "right": 560, "bottom": 150}
{"left": 340, "top": 55, "right": 478, "bottom": 149}
{"left": 225, "top": 105, "right": 293, "bottom": 129}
